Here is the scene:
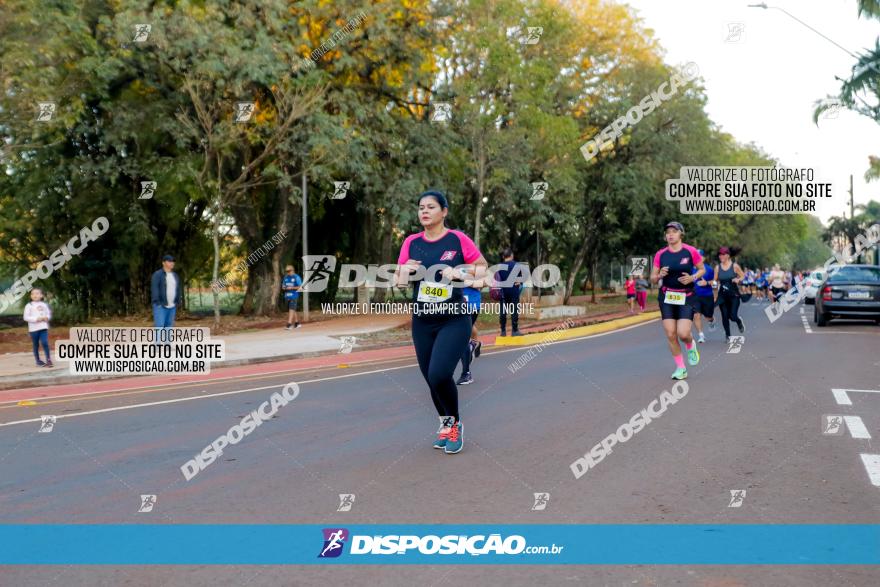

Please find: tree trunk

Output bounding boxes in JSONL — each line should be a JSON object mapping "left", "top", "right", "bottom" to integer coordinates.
{"left": 563, "top": 234, "right": 590, "bottom": 305}
{"left": 472, "top": 135, "right": 486, "bottom": 248}
{"left": 590, "top": 254, "right": 598, "bottom": 304}
{"left": 211, "top": 211, "right": 222, "bottom": 328}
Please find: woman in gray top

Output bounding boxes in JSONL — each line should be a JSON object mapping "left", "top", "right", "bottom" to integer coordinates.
{"left": 635, "top": 277, "right": 649, "bottom": 312}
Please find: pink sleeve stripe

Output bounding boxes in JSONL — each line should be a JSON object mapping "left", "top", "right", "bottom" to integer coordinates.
{"left": 397, "top": 234, "right": 420, "bottom": 265}
{"left": 450, "top": 230, "right": 481, "bottom": 264}
{"left": 682, "top": 243, "right": 703, "bottom": 266}
{"left": 653, "top": 248, "right": 667, "bottom": 268}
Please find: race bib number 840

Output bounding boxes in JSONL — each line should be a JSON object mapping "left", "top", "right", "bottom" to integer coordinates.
{"left": 418, "top": 281, "right": 452, "bottom": 303}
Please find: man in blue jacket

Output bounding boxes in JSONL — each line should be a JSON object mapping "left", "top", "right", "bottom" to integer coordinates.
{"left": 151, "top": 255, "right": 182, "bottom": 330}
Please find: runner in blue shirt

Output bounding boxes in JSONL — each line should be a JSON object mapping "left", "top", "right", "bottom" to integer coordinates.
{"left": 456, "top": 285, "right": 482, "bottom": 385}
{"left": 692, "top": 253, "right": 716, "bottom": 343}
{"left": 283, "top": 265, "right": 303, "bottom": 330}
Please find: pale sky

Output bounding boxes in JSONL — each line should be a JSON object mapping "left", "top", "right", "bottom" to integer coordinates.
{"left": 622, "top": 0, "right": 880, "bottom": 223}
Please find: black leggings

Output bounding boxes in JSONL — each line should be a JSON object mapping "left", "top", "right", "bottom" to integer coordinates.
{"left": 412, "top": 314, "right": 472, "bottom": 421}
{"left": 717, "top": 294, "right": 742, "bottom": 337}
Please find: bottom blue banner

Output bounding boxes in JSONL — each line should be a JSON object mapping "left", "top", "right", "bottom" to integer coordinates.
{"left": 1, "top": 524, "right": 878, "bottom": 564}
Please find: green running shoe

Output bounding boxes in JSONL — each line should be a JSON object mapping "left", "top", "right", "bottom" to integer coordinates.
{"left": 687, "top": 346, "right": 700, "bottom": 366}
{"left": 671, "top": 367, "right": 688, "bottom": 380}
{"left": 444, "top": 421, "right": 463, "bottom": 454}
{"left": 433, "top": 416, "right": 455, "bottom": 449}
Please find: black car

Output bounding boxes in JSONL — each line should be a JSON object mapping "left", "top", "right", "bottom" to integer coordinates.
{"left": 813, "top": 265, "right": 880, "bottom": 327}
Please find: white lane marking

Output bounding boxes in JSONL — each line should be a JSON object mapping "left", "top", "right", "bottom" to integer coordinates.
{"left": 832, "top": 388, "right": 880, "bottom": 406}
{"left": 800, "top": 315, "right": 813, "bottom": 334}
{"left": 800, "top": 307, "right": 804, "bottom": 315}
{"left": 814, "top": 330, "right": 880, "bottom": 335}
{"left": 843, "top": 416, "right": 871, "bottom": 439}
{"left": 0, "top": 319, "right": 659, "bottom": 428}
{"left": 860, "top": 454, "right": 880, "bottom": 487}
{"left": 832, "top": 389, "right": 853, "bottom": 405}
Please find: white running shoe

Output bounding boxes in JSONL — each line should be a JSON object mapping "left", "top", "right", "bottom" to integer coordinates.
{"left": 708, "top": 320, "right": 716, "bottom": 331}
{"left": 697, "top": 332, "right": 705, "bottom": 344}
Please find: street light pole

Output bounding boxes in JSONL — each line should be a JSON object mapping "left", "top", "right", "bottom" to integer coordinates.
{"left": 302, "top": 170, "right": 309, "bottom": 322}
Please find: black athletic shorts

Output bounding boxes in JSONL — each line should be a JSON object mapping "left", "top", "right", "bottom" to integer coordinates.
{"left": 287, "top": 298, "right": 299, "bottom": 310}
{"left": 659, "top": 289, "right": 696, "bottom": 321}
{"left": 770, "top": 286, "right": 785, "bottom": 298}
{"left": 695, "top": 294, "right": 715, "bottom": 318}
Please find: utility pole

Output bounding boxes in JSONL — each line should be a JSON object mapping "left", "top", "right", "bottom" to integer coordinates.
{"left": 849, "top": 174, "right": 854, "bottom": 220}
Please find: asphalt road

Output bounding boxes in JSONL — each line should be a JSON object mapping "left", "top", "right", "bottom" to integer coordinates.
{"left": 1, "top": 300, "right": 879, "bottom": 586}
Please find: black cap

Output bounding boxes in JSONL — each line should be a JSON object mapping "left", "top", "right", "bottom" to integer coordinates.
{"left": 162, "top": 254, "right": 175, "bottom": 262}
{"left": 664, "top": 221, "right": 684, "bottom": 233}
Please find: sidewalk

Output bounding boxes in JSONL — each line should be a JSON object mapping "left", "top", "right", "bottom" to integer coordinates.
{"left": 0, "top": 307, "right": 657, "bottom": 391}
{"left": 0, "top": 314, "right": 409, "bottom": 390}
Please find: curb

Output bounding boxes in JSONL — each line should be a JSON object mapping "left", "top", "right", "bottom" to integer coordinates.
{"left": 493, "top": 312, "right": 661, "bottom": 346}
{"left": 0, "top": 311, "right": 659, "bottom": 391}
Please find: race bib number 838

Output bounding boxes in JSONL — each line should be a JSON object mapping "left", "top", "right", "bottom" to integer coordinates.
{"left": 664, "top": 291, "right": 686, "bottom": 306}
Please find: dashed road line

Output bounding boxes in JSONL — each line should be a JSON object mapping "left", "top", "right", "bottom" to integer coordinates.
{"left": 843, "top": 416, "right": 871, "bottom": 439}
{"left": 860, "top": 454, "right": 880, "bottom": 487}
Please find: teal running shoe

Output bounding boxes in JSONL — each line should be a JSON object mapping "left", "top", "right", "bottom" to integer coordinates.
{"left": 687, "top": 346, "right": 700, "bottom": 366}
{"left": 671, "top": 367, "right": 688, "bottom": 380}
{"left": 444, "top": 421, "right": 463, "bottom": 454}
{"left": 433, "top": 416, "right": 455, "bottom": 449}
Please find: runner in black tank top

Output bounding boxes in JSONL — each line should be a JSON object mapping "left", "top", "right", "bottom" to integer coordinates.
{"left": 714, "top": 246, "right": 745, "bottom": 341}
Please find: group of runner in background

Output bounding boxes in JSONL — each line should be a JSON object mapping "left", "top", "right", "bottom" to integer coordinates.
{"left": 636, "top": 221, "right": 804, "bottom": 379}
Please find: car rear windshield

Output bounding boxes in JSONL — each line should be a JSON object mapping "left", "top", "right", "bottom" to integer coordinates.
{"left": 830, "top": 266, "right": 880, "bottom": 282}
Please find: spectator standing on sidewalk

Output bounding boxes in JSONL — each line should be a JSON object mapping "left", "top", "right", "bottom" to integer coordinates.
{"left": 497, "top": 248, "right": 522, "bottom": 336}
{"left": 150, "top": 254, "right": 181, "bottom": 331}
{"left": 23, "top": 288, "right": 53, "bottom": 367}
{"left": 635, "top": 276, "right": 649, "bottom": 312}
{"left": 283, "top": 264, "right": 303, "bottom": 330}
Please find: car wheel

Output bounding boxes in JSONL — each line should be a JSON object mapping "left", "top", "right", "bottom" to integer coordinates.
{"left": 814, "top": 305, "right": 829, "bottom": 327}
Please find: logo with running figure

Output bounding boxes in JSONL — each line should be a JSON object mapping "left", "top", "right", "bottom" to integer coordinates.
{"left": 629, "top": 257, "right": 648, "bottom": 276}
{"left": 300, "top": 255, "right": 338, "bottom": 293}
{"left": 138, "top": 494, "right": 156, "bottom": 513}
{"left": 725, "top": 22, "right": 745, "bottom": 43}
{"left": 726, "top": 336, "right": 744, "bottom": 353}
{"left": 140, "top": 181, "right": 157, "bottom": 200}
{"left": 132, "top": 24, "right": 152, "bottom": 43}
{"left": 822, "top": 415, "right": 844, "bottom": 435}
{"left": 439, "top": 250, "right": 457, "bottom": 261}
{"left": 38, "top": 415, "right": 56, "bottom": 433}
{"left": 337, "top": 494, "right": 356, "bottom": 511}
{"left": 338, "top": 337, "right": 356, "bottom": 354}
{"left": 728, "top": 489, "right": 746, "bottom": 508}
{"left": 331, "top": 181, "right": 350, "bottom": 200}
{"left": 530, "top": 181, "right": 548, "bottom": 200}
{"left": 430, "top": 102, "right": 452, "bottom": 123}
{"left": 36, "top": 102, "right": 57, "bottom": 122}
{"left": 234, "top": 102, "right": 255, "bottom": 122}
{"left": 318, "top": 528, "right": 349, "bottom": 558}
{"left": 531, "top": 492, "right": 550, "bottom": 511}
